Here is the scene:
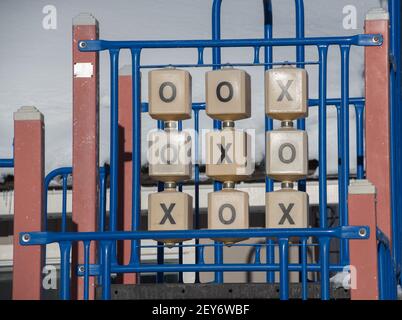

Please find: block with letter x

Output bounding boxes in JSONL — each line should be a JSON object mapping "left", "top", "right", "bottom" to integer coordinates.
{"left": 206, "top": 68, "right": 251, "bottom": 121}
{"left": 265, "top": 67, "right": 308, "bottom": 121}
{"left": 206, "top": 128, "right": 253, "bottom": 182}
{"left": 266, "top": 127, "right": 308, "bottom": 182}
{"left": 208, "top": 189, "right": 249, "bottom": 244}
{"left": 148, "top": 68, "right": 192, "bottom": 121}
{"left": 266, "top": 189, "right": 309, "bottom": 228}
{"left": 148, "top": 190, "right": 193, "bottom": 245}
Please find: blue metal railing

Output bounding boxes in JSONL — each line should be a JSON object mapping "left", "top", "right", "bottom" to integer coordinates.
{"left": 44, "top": 165, "right": 109, "bottom": 232}
{"left": 21, "top": 226, "right": 369, "bottom": 300}
{"left": 18, "top": 0, "right": 400, "bottom": 300}
{"left": 0, "top": 159, "right": 14, "bottom": 168}
{"left": 377, "top": 228, "right": 398, "bottom": 300}
{"left": 389, "top": 0, "right": 402, "bottom": 287}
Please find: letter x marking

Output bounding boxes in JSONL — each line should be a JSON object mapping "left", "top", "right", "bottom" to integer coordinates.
{"left": 160, "top": 203, "right": 176, "bottom": 224}
{"left": 218, "top": 143, "right": 232, "bottom": 164}
{"left": 278, "top": 203, "right": 295, "bottom": 225}
{"left": 276, "top": 80, "right": 294, "bottom": 102}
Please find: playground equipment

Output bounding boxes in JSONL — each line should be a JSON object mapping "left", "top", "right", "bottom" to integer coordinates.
{"left": 1, "top": 0, "right": 402, "bottom": 300}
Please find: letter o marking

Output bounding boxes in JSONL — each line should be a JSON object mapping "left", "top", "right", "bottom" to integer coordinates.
{"left": 218, "top": 204, "right": 236, "bottom": 225}
{"left": 216, "top": 81, "right": 234, "bottom": 103}
{"left": 278, "top": 143, "right": 296, "bottom": 164}
{"left": 159, "top": 82, "right": 177, "bottom": 103}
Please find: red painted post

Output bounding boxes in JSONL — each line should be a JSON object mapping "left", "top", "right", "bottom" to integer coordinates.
{"left": 13, "top": 106, "right": 45, "bottom": 300}
{"left": 364, "top": 8, "right": 392, "bottom": 241}
{"left": 118, "top": 66, "right": 137, "bottom": 284}
{"left": 348, "top": 180, "right": 379, "bottom": 300}
{"left": 72, "top": 13, "right": 99, "bottom": 299}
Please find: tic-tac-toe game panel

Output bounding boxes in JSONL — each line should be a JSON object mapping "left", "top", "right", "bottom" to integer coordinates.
{"left": 7, "top": 0, "right": 402, "bottom": 302}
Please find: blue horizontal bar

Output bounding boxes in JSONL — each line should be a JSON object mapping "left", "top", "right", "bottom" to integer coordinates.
{"left": 141, "top": 98, "right": 364, "bottom": 113}
{"left": 0, "top": 158, "right": 14, "bottom": 168}
{"left": 77, "top": 262, "right": 348, "bottom": 276}
{"left": 79, "top": 34, "right": 382, "bottom": 52}
{"left": 21, "top": 226, "right": 369, "bottom": 246}
{"left": 140, "top": 61, "right": 319, "bottom": 69}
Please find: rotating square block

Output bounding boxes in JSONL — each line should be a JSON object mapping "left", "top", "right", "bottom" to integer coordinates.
{"left": 206, "top": 128, "right": 253, "bottom": 182}
{"left": 148, "top": 190, "right": 193, "bottom": 245}
{"left": 206, "top": 69, "right": 251, "bottom": 121}
{"left": 266, "top": 189, "right": 309, "bottom": 228}
{"left": 266, "top": 128, "right": 308, "bottom": 181}
{"left": 148, "top": 68, "right": 192, "bottom": 121}
{"left": 148, "top": 129, "right": 192, "bottom": 182}
{"left": 265, "top": 67, "right": 308, "bottom": 121}
{"left": 208, "top": 189, "right": 249, "bottom": 244}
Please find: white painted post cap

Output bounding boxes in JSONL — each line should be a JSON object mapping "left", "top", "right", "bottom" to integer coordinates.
{"left": 348, "top": 179, "right": 376, "bottom": 195}
{"left": 14, "top": 106, "right": 44, "bottom": 122}
{"left": 366, "top": 8, "right": 389, "bottom": 21}
{"left": 73, "top": 13, "right": 99, "bottom": 26}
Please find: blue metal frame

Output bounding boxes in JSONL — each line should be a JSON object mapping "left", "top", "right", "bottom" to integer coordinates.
{"left": 17, "top": 0, "right": 402, "bottom": 300}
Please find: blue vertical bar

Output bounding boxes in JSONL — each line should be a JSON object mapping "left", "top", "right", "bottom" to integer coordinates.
{"left": 98, "top": 166, "right": 107, "bottom": 285}
{"left": 279, "top": 238, "right": 289, "bottom": 300}
{"left": 194, "top": 110, "right": 201, "bottom": 283}
{"left": 354, "top": 104, "right": 364, "bottom": 179}
{"left": 156, "top": 120, "right": 165, "bottom": 283}
{"left": 130, "top": 49, "right": 142, "bottom": 270}
{"left": 340, "top": 45, "right": 350, "bottom": 265}
{"left": 178, "top": 120, "right": 183, "bottom": 283}
{"left": 263, "top": 0, "right": 275, "bottom": 284}
{"left": 59, "top": 241, "right": 71, "bottom": 300}
{"left": 99, "top": 166, "right": 108, "bottom": 232}
{"left": 301, "top": 238, "right": 308, "bottom": 300}
{"left": 109, "top": 49, "right": 120, "bottom": 266}
{"left": 320, "top": 237, "right": 330, "bottom": 300}
{"left": 83, "top": 241, "right": 90, "bottom": 300}
{"left": 62, "top": 175, "right": 67, "bottom": 232}
{"left": 212, "top": 0, "right": 223, "bottom": 284}
{"left": 101, "top": 241, "right": 112, "bottom": 300}
{"left": 389, "top": 0, "right": 401, "bottom": 276}
{"left": 295, "top": 0, "right": 306, "bottom": 192}
{"left": 318, "top": 45, "right": 328, "bottom": 228}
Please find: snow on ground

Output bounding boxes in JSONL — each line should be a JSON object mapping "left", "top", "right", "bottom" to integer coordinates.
{"left": 0, "top": 0, "right": 384, "bottom": 176}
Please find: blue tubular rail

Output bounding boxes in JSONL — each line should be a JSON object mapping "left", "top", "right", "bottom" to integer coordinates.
{"left": 212, "top": 0, "right": 223, "bottom": 284}
{"left": 21, "top": 226, "right": 369, "bottom": 300}
{"left": 389, "top": 0, "right": 402, "bottom": 286}
{"left": 44, "top": 166, "right": 109, "bottom": 232}
{"left": 0, "top": 159, "right": 14, "bottom": 168}
{"left": 377, "top": 228, "right": 397, "bottom": 300}
{"left": 20, "top": 0, "right": 386, "bottom": 301}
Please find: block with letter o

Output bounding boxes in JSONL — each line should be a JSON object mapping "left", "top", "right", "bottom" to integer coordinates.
{"left": 207, "top": 189, "right": 249, "bottom": 244}
{"left": 148, "top": 68, "right": 192, "bottom": 121}
{"left": 206, "top": 68, "right": 251, "bottom": 121}
{"left": 148, "top": 129, "right": 192, "bottom": 182}
{"left": 266, "top": 128, "right": 308, "bottom": 181}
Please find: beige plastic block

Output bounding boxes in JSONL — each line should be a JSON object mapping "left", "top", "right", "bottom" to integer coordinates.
{"left": 266, "top": 128, "right": 308, "bottom": 181}
{"left": 148, "top": 68, "right": 192, "bottom": 121}
{"left": 206, "top": 69, "right": 251, "bottom": 121}
{"left": 206, "top": 128, "right": 253, "bottom": 182}
{"left": 208, "top": 189, "right": 249, "bottom": 244}
{"left": 148, "top": 190, "right": 193, "bottom": 245}
{"left": 265, "top": 67, "right": 308, "bottom": 121}
{"left": 148, "top": 129, "right": 192, "bottom": 182}
{"left": 266, "top": 189, "right": 309, "bottom": 228}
